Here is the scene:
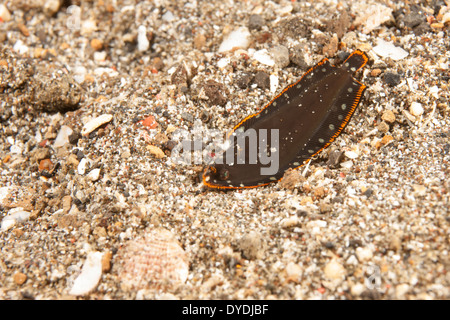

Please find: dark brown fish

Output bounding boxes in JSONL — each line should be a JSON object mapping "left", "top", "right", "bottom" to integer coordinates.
{"left": 203, "top": 50, "right": 369, "bottom": 190}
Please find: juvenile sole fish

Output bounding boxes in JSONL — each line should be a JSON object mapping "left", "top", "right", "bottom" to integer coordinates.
{"left": 203, "top": 50, "right": 369, "bottom": 190}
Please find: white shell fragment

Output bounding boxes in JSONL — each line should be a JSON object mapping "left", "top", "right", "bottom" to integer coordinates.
{"left": 69, "top": 251, "right": 104, "bottom": 296}
{"left": 78, "top": 158, "right": 88, "bottom": 175}
{"left": 87, "top": 168, "right": 101, "bottom": 181}
{"left": 0, "top": 4, "right": 12, "bottom": 22}
{"left": 324, "top": 258, "right": 346, "bottom": 280}
{"left": 253, "top": 49, "right": 275, "bottom": 67}
{"left": 409, "top": 102, "right": 424, "bottom": 117}
{"left": 373, "top": 40, "right": 408, "bottom": 61}
{"left": 1, "top": 209, "right": 31, "bottom": 232}
{"left": 218, "top": 27, "right": 251, "bottom": 53}
{"left": 270, "top": 74, "right": 279, "bottom": 93}
{"left": 115, "top": 228, "right": 189, "bottom": 290}
{"left": 353, "top": 3, "right": 393, "bottom": 34}
{"left": 53, "top": 125, "right": 73, "bottom": 148}
{"left": 137, "top": 25, "right": 150, "bottom": 52}
{"left": 345, "top": 150, "right": 359, "bottom": 159}
{"left": 81, "top": 114, "right": 113, "bottom": 136}
{"left": 217, "top": 57, "right": 230, "bottom": 68}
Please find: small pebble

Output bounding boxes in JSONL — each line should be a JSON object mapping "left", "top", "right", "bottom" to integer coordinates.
{"left": 62, "top": 195, "right": 72, "bottom": 212}
{"left": 235, "top": 72, "right": 253, "bottom": 89}
{"left": 354, "top": 3, "right": 393, "bottom": 34}
{"left": 68, "top": 131, "right": 80, "bottom": 145}
{"left": 254, "top": 71, "right": 270, "bottom": 90}
{"left": 327, "top": 149, "right": 344, "bottom": 168}
{"left": 43, "top": 0, "right": 61, "bottom": 16}
{"left": 162, "top": 11, "right": 175, "bottom": 22}
{"left": 81, "top": 114, "right": 113, "bottom": 136}
{"left": 13, "top": 272, "right": 27, "bottom": 285}
{"left": 18, "top": 24, "right": 30, "bottom": 37}
{"left": 356, "top": 247, "right": 373, "bottom": 262}
{"left": 314, "top": 186, "right": 326, "bottom": 198}
{"left": 0, "top": 4, "right": 12, "bottom": 22}
{"left": 238, "top": 231, "right": 265, "bottom": 260}
{"left": 53, "top": 125, "right": 73, "bottom": 148}
{"left": 403, "top": 11, "right": 424, "bottom": 28}
{"left": 290, "top": 45, "right": 308, "bottom": 69}
{"left": 377, "top": 121, "right": 390, "bottom": 133}
{"left": 38, "top": 159, "right": 53, "bottom": 172}
{"left": 380, "top": 135, "right": 394, "bottom": 147}
{"left": 151, "top": 57, "right": 164, "bottom": 71}
{"left": 141, "top": 115, "right": 158, "bottom": 129}
{"left": 351, "top": 283, "right": 365, "bottom": 296}
{"left": 409, "top": 102, "right": 424, "bottom": 116}
{"left": 1, "top": 209, "right": 31, "bottom": 232}
{"left": 78, "top": 158, "right": 87, "bottom": 175}
{"left": 218, "top": 27, "right": 251, "bottom": 52}
{"left": 217, "top": 57, "right": 230, "bottom": 68}
{"left": 270, "top": 45, "right": 290, "bottom": 68}
{"left": 147, "top": 145, "right": 165, "bottom": 159}
{"left": 87, "top": 168, "right": 101, "bottom": 182}
{"left": 344, "top": 150, "right": 359, "bottom": 159}
{"left": 280, "top": 216, "right": 301, "bottom": 229}
{"left": 137, "top": 25, "right": 150, "bottom": 52}
{"left": 102, "top": 251, "right": 112, "bottom": 272}
{"left": 193, "top": 33, "right": 206, "bottom": 50}
{"left": 33, "top": 148, "right": 51, "bottom": 162}
{"left": 203, "top": 80, "right": 227, "bottom": 106}
{"left": 389, "top": 235, "right": 402, "bottom": 251}
{"left": 402, "top": 109, "right": 417, "bottom": 122}
{"left": 69, "top": 251, "right": 103, "bottom": 296}
{"left": 373, "top": 40, "right": 408, "bottom": 61}
{"left": 324, "top": 258, "right": 346, "bottom": 280}
{"left": 90, "top": 38, "right": 103, "bottom": 51}
{"left": 383, "top": 72, "right": 401, "bottom": 87}
{"left": 381, "top": 110, "right": 396, "bottom": 123}
{"left": 370, "top": 68, "right": 382, "bottom": 77}
{"left": 395, "top": 284, "right": 410, "bottom": 299}
{"left": 248, "top": 14, "right": 265, "bottom": 30}
{"left": 270, "top": 74, "right": 279, "bottom": 93}
{"left": 253, "top": 49, "right": 275, "bottom": 67}
{"left": 285, "top": 262, "right": 302, "bottom": 282}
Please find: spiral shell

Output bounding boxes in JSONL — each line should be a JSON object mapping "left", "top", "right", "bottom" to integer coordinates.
{"left": 115, "top": 228, "right": 189, "bottom": 290}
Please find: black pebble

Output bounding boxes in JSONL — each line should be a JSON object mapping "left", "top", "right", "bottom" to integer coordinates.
{"left": 254, "top": 71, "right": 270, "bottom": 90}
{"left": 363, "top": 188, "right": 374, "bottom": 197}
{"left": 383, "top": 72, "right": 401, "bottom": 86}
{"left": 332, "top": 196, "right": 344, "bottom": 204}
{"left": 327, "top": 149, "right": 344, "bottom": 168}
{"left": 324, "top": 242, "right": 335, "bottom": 249}
{"left": 68, "top": 131, "right": 81, "bottom": 145}
{"left": 163, "top": 140, "right": 177, "bottom": 151}
{"left": 235, "top": 72, "right": 253, "bottom": 89}
{"left": 76, "top": 149, "right": 85, "bottom": 161}
{"left": 248, "top": 14, "right": 265, "bottom": 30}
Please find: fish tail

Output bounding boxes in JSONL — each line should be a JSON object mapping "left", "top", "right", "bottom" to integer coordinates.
{"left": 341, "top": 50, "right": 369, "bottom": 73}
